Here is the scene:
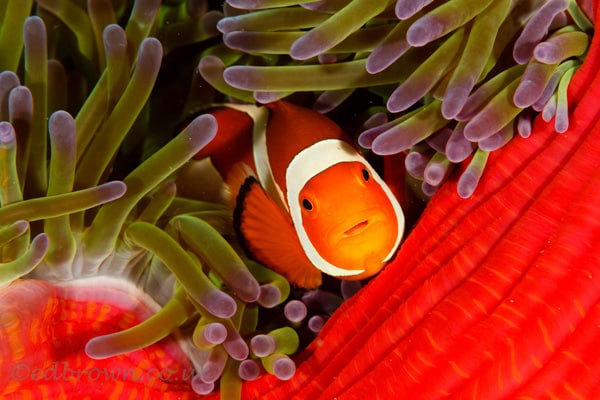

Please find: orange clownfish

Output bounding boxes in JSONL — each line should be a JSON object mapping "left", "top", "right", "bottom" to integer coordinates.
{"left": 195, "top": 101, "right": 404, "bottom": 289}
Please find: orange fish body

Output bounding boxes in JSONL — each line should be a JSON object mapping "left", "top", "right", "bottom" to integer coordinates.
{"left": 196, "top": 101, "right": 404, "bottom": 288}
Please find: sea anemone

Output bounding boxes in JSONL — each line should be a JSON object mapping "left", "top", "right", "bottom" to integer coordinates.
{"left": 0, "top": 1, "right": 335, "bottom": 398}
{"left": 203, "top": 0, "right": 593, "bottom": 198}
{"left": 1, "top": 0, "right": 598, "bottom": 399}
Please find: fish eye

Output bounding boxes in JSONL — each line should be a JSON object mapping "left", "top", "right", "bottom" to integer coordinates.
{"left": 302, "top": 198, "right": 313, "bottom": 211}
{"left": 362, "top": 168, "right": 370, "bottom": 181}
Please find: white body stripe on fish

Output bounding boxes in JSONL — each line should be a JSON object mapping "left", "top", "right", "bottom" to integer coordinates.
{"left": 221, "top": 103, "right": 289, "bottom": 212}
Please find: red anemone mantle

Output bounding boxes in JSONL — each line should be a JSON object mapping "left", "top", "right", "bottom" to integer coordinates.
{"left": 2, "top": 3, "right": 600, "bottom": 400}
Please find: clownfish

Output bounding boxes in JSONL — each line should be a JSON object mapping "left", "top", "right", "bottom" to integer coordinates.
{"left": 194, "top": 101, "right": 404, "bottom": 289}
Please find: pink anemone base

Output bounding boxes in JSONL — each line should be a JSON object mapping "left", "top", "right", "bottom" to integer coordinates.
{"left": 0, "top": 278, "right": 196, "bottom": 399}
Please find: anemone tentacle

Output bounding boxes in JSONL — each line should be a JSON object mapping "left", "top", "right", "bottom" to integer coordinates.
{"left": 209, "top": 0, "right": 593, "bottom": 198}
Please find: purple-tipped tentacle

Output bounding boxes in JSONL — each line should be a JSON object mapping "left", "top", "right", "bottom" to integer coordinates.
{"left": 251, "top": 334, "right": 276, "bottom": 357}
{"left": 445, "top": 123, "right": 475, "bottom": 163}
{"left": 192, "top": 376, "right": 215, "bottom": 395}
{"left": 478, "top": 123, "right": 514, "bottom": 152}
{"left": 395, "top": 0, "right": 434, "bottom": 20}
{"left": 257, "top": 284, "right": 282, "bottom": 308}
{"left": 424, "top": 152, "right": 451, "bottom": 187}
{"left": 513, "top": 0, "right": 569, "bottom": 64}
{"left": 308, "top": 315, "right": 326, "bottom": 333}
{"left": 284, "top": 299, "right": 307, "bottom": 323}
{"left": 405, "top": 151, "right": 431, "bottom": 180}
{"left": 239, "top": 359, "right": 263, "bottom": 381}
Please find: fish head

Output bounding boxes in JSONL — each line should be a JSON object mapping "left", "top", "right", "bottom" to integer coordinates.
{"left": 297, "top": 160, "right": 403, "bottom": 279}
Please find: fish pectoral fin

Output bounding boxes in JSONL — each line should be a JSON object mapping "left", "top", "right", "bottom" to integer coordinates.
{"left": 235, "top": 177, "right": 322, "bottom": 289}
{"left": 223, "top": 162, "right": 255, "bottom": 206}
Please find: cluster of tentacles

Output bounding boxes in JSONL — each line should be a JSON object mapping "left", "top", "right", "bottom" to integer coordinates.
{"left": 202, "top": 0, "right": 594, "bottom": 198}
{"left": 0, "top": 1, "right": 353, "bottom": 398}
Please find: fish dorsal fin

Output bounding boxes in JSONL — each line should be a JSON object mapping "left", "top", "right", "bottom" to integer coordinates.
{"left": 234, "top": 177, "right": 322, "bottom": 289}
{"left": 220, "top": 103, "right": 288, "bottom": 213}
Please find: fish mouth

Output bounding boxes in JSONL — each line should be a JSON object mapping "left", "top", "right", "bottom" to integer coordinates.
{"left": 344, "top": 220, "right": 369, "bottom": 237}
